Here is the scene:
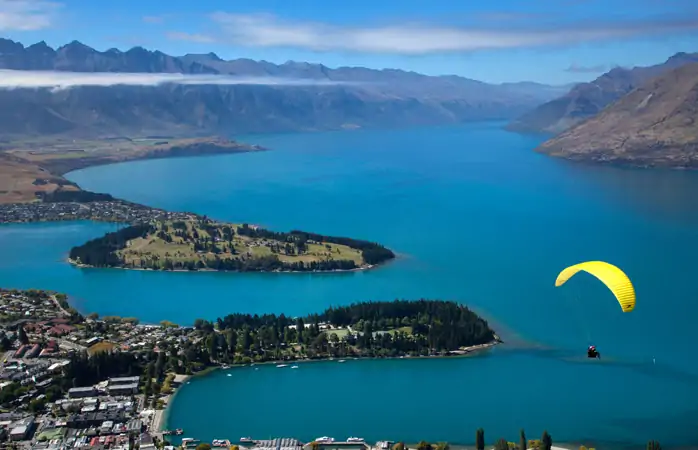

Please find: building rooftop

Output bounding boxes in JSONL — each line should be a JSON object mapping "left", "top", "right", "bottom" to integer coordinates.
{"left": 68, "top": 387, "right": 95, "bottom": 393}
{"left": 108, "top": 382, "right": 139, "bottom": 390}
{"left": 108, "top": 376, "right": 140, "bottom": 385}
{"left": 10, "top": 425, "right": 28, "bottom": 435}
{"left": 255, "top": 438, "right": 303, "bottom": 450}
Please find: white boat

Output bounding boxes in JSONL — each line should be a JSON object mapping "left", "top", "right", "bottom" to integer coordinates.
{"left": 338, "top": 360, "right": 346, "bottom": 363}
{"left": 276, "top": 364, "right": 288, "bottom": 368}
{"left": 347, "top": 437, "right": 365, "bottom": 443}
{"left": 227, "top": 374, "right": 232, "bottom": 377}
{"left": 315, "top": 437, "right": 335, "bottom": 443}
{"left": 291, "top": 365, "right": 299, "bottom": 369}
{"left": 240, "top": 437, "right": 254, "bottom": 443}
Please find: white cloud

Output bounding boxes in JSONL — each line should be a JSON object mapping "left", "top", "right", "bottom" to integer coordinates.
{"left": 0, "top": 70, "right": 354, "bottom": 90}
{"left": 208, "top": 12, "right": 698, "bottom": 54}
{"left": 0, "top": 0, "right": 61, "bottom": 31}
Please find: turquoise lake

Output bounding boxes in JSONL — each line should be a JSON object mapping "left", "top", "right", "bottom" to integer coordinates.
{"left": 2, "top": 122, "right": 698, "bottom": 447}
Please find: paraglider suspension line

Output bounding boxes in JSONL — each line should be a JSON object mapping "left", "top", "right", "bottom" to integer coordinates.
{"left": 566, "top": 289, "right": 592, "bottom": 345}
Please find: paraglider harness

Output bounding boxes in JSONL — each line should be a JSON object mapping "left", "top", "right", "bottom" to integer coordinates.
{"left": 587, "top": 345, "right": 600, "bottom": 359}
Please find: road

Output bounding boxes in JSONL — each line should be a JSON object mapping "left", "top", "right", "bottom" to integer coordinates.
{"left": 50, "top": 294, "right": 71, "bottom": 316}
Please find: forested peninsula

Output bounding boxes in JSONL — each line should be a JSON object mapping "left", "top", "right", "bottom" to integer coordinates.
{"left": 203, "top": 299, "right": 499, "bottom": 363}
{"left": 68, "top": 217, "right": 395, "bottom": 272}
{"left": 65, "top": 300, "right": 499, "bottom": 379}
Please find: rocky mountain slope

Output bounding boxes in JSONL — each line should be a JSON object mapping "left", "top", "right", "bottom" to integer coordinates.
{"left": 0, "top": 39, "right": 569, "bottom": 138}
{"left": 536, "top": 62, "right": 698, "bottom": 168}
{"left": 507, "top": 52, "right": 698, "bottom": 135}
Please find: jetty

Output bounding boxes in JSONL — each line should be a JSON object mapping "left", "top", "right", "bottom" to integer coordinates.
{"left": 178, "top": 437, "right": 379, "bottom": 450}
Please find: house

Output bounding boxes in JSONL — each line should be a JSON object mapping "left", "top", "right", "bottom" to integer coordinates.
{"left": 100, "top": 420, "right": 114, "bottom": 433}
{"left": 84, "top": 337, "right": 101, "bottom": 346}
{"left": 108, "top": 383, "right": 139, "bottom": 396}
{"left": 107, "top": 376, "right": 140, "bottom": 395}
{"left": 85, "top": 336, "right": 102, "bottom": 347}
{"left": 14, "top": 345, "right": 28, "bottom": 358}
{"left": 48, "top": 324, "right": 75, "bottom": 337}
{"left": 9, "top": 416, "right": 35, "bottom": 441}
{"left": 25, "top": 344, "right": 41, "bottom": 359}
{"left": 68, "top": 387, "right": 97, "bottom": 399}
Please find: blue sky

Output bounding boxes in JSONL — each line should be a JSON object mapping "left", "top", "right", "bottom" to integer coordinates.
{"left": 2, "top": 0, "right": 698, "bottom": 84}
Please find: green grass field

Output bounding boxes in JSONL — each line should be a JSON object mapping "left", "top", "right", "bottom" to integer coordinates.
{"left": 324, "top": 328, "right": 351, "bottom": 339}
{"left": 36, "top": 428, "right": 66, "bottom": 442}
{"left": 118, "top": 220, "right": 364, "bottom": 268}
{"left": 87, "top": 341, "right": 117, "bottom": 355}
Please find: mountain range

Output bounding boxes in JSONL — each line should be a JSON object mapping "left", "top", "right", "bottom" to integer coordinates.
{"left": 506, "top": 52, "right": 698, "bottom": 135}
{"left": 0, "top": 39, "right": 571, "bottom": 139}
{"left": 536, "top": 61, "right": 698, "bottom": 168}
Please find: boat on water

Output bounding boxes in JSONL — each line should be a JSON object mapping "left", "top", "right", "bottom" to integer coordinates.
{"left": 338, "top": 360, "right": 346, "bottom": 363}
{"left": 315, "top": 437, "right": 335, "bottom": 443}
{"left": 212, "top": 439, "right": 231, "bottom": 447}
{"left": 291, "top": 365, "right": 299, "bottom": 369}
{"left": 227, "top": 374, "right": 232, "bottom": 377}
{"left": 276, "top": 364, "right": 288, "bottom": 368}
{"left": 181, "top": 438, "right": 200, "bottom": 447}
{"left": 240, "top": 437, "right": 254, "bottom": 443}
{"left": 347, "top": 437, "right": 365, "bottom": 443}
{"left": 161, "top": 429, "right": 184, "bottom": 436}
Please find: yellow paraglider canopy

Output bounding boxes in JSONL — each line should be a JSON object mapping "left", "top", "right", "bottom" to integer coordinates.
{"left": 555, "top": 261, "right": 636, "bottom": 312}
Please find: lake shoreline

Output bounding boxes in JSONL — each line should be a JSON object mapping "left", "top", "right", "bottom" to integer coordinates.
{"left": 66, "top": 258, "right": 382, "bottom": 274}
{"left": 162, "top": 339, "right": 502, "bottom": 430}
{"left": 1, "top": 136, "right": 266, "bottom": 205}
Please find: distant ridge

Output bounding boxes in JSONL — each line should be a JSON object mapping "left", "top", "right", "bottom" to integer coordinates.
{"left": 536, "top": 61, "right": 698, "bottom": 169}
{"left": 506, "top": 52, "right": 698, "bottom": 135}
{"left": 0, "top": 38, "right": 570, "bottom": 138}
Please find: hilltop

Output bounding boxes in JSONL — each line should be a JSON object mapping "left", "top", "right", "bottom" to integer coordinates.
{"left": 507, "top": 52, "right": 698, "bottom": 135}
{"left": 0, "top": 38, "right": 569, "bottom": 139}
{"left": 536, "top": 62, "right": 698, "bottom": 168}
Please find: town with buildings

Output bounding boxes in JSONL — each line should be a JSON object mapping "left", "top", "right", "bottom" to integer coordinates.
{"left": 0, "top": 288, "right": 197, "bottom": 450}
{"left": 0, "top": 289, "right": 495, "bottom": 450}
{"left": 0, "top": 201, "right": 198, "bottom": 225}
{"left": 0, "top": 289, "right": 399, "bottom": 450}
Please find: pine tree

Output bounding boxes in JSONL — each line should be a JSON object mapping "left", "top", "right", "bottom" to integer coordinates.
{"left": 17, "top": 325, "right": 29, "bottom": 345}
{"left": 519, "top": 430, "right": 526, "bottom": 450}
{"left": 476, "top": 428, "right": 485, "bottom": 450}
{"left": 541, "top": 431, "right": 552, "bottom": 450}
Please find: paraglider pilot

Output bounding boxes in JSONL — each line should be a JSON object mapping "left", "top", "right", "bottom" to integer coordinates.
{"left": 587, "top": 345, "right": 600, "bottom": 359}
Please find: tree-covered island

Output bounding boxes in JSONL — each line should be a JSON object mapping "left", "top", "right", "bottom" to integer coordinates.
{"left": 68, "top": 217, "right": 395, "bottom": 272}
